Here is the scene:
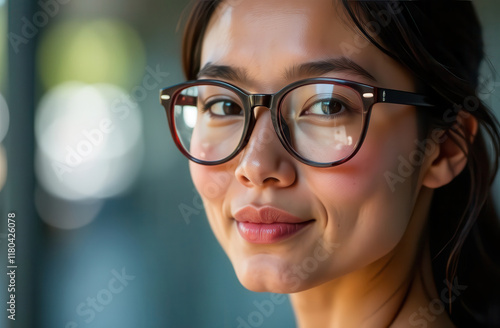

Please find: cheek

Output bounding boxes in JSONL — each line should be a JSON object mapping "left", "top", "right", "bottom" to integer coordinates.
{"left": 305, "top": 106, "right": 419, "bottom": 207}
{"left": 302, "top": 107, "right": 420, "bottom": 271}
{"left": 190, "top": 162, "right": 232, "bottom": 201}
{"left": 189, "top": 161, "right": 234, "bottom": 237}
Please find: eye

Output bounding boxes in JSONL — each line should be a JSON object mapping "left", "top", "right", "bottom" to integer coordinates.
{"left": 303, "top": 98, "right": 346, "bottom": 116}
{"left": 204, "top": 100, "right": 243, "bottom": 116}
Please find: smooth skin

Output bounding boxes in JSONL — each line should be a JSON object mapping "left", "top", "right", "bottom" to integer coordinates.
{"left": 189, "top": 0, "right": 476, "bottom": 327}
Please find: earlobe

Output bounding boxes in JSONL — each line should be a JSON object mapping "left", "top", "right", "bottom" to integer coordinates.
{"left": 422, "top": 111, "right": 478, "bottom": 189}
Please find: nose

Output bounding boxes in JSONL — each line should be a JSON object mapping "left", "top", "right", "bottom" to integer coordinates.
{"left": 234, "top": 108, "right": 297, "bottom": 188}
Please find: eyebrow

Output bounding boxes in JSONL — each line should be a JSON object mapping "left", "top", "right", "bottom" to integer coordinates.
{"left": 197, "top": 56, "right": 377, "bottom": 84}
{"left": 197, "top": 63, "right": 249, "bottom": 83}
{"left": 284, "top": 57, "right": 377, "bottom": 82}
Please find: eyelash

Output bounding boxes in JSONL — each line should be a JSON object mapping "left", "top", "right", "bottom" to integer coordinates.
{"left": 301, "top": 96, "right": 356, "bottom": 118}
{"left": 201, "top": 98, "right": 242, "bottom": 117}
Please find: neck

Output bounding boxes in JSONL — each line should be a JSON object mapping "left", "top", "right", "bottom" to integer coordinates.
{"left": 289, "top": 187, "right": 456, "bottom": 328}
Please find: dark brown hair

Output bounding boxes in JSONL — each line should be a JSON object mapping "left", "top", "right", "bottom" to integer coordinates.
{"left": 179, "top": 1, "right": 500, "bottom": 326}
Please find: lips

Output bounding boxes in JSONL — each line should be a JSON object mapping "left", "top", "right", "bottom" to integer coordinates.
{"left": 234, "top": 206, "right": 314, "bottom": 244}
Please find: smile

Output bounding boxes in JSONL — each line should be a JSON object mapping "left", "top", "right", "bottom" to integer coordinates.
{"left": 233, "top": 206, "right": 315, "bottom": 244}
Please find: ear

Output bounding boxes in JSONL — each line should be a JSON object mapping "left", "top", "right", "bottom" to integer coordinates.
{"left": 422, "top": 111, "right": 478, "bottom": 189}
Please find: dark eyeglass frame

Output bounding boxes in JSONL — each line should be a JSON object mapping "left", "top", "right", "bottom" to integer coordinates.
{"left": 160, "top": 78, "right": 435, "bottom": 168}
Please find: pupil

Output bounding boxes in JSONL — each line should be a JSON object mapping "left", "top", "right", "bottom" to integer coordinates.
{"left": 322, "top": 100, "right": 341, "bottom": 114}
{"left": 223, "top": 102, "right": 240, "bottom": 115}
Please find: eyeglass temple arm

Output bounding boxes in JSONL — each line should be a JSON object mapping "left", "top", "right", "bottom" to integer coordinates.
{"left": 377, "top": 88, "right": 435, "bottom": 107}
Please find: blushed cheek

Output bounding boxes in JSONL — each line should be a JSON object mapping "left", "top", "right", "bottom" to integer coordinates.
{"left": 322, "top": 105, "right": 420, "bottom": 200}
{"left": 302, "top": 137, "right": 407, "bottom": 208}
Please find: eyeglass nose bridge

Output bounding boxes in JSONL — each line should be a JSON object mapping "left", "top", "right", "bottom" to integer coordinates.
{"left": 245, "top": 93, "right": 279, "bottom": 138}
{"left": 240, "top": 93, "right": 281, "bottom": 152}
{"left": 249, "top": 94, "right": 273, "bottom": 110}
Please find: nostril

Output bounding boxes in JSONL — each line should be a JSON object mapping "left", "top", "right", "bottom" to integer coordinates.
{"left": 235, "top": 169, "right": 252, "bottom": 186}
{"left": 263, "top": 177, "right": 280, "bottom": 185}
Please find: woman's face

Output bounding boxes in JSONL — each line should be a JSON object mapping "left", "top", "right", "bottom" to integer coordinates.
{"left": 191, "top": 0, "right": 426, "bottom": 293}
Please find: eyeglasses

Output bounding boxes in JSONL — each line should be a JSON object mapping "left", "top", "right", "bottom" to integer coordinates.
{"left": 159, "top": 78, "right": 434, "bottom": 167}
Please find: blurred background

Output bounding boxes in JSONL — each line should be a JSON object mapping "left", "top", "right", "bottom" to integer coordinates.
{"left": 0, "top": 1, "right": 499, "bottom": 327}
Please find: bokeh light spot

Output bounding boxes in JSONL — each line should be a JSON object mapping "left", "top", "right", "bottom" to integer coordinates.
{"left": 35, "top": 82, "right": 143, "bottom": 201}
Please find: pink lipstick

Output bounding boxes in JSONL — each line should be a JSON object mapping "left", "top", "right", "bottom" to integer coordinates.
{"left": 234, "top": 206, "right": 314, "bottom": 244}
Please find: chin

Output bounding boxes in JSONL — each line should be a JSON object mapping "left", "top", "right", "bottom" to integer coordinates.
{"left": 231, "top": 254, "right": 328, "bottom": 294}
{"left": 237, "top": 273, "right": 301, "bottom": 294}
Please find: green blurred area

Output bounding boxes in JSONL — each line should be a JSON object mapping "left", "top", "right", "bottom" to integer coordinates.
{"left": 37, "top": 18, "right": 146, "bottom": 91}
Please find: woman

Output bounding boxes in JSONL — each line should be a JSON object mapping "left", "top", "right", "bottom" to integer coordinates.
{"left": 160, "top": 0, "right": 500, "bottom": 327}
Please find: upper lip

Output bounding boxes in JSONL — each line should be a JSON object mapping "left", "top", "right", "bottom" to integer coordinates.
{"left": 233, "top": 206, "right": 311, "bottom": 224}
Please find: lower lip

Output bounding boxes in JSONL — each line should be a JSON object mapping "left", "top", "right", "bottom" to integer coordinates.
{"left": 236, "top": 221, "right": 313, "bottom": 244}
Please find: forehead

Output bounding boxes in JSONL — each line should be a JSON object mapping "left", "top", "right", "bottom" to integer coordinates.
{"left": 201, "top": 1, "right": 358, "bottom": 80}
{"left": 200, "top": 0, "right": 414, "bottom": 92}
